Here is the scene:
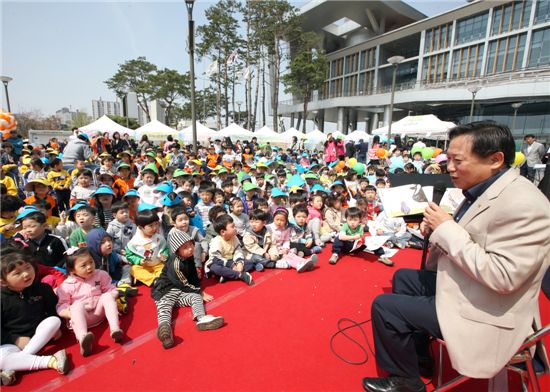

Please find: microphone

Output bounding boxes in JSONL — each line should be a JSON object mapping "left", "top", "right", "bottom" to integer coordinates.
{"left": 420, "top": 181, "right": 447, "bottom": 269}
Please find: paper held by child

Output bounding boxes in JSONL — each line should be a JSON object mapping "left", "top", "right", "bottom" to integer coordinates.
{"left": 350, "top": 235, "right": 390, "bottom": 252}
{"left": 378, "top": 184, "right": 465, "bottom": 218}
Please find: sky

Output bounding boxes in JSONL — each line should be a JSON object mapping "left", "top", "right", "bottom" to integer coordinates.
{"left": 1, "top": 0, "right": 466, "bottom": 117}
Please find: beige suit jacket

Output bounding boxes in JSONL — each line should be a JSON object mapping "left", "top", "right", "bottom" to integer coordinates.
{"left": 427, "top": 168, "right": 550, "bottom": 378}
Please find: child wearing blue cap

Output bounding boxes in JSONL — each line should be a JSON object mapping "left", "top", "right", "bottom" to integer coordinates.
{"left": 68, "top": 203, "right": 96, "bottom": 248}
{"left": 92, "top": 185, "right": 116, "bottom": 229}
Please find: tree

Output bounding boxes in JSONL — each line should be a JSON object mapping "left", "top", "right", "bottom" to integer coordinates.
{"left": 108, "top": 115, "right": 140, "bottom": 130}
{"left": 282, "top": 32, "right": 327, "bottom": 133}
{"left": 67, "top": 111, "right": 90, "bottom": 130}
{"left": 246, "top": 0, "right": 300, "bottom": 132}
{"left": 105, "top": 57, "right": 158, "bottom": 122}
{"left": 176, "top": 87, "right": 218, "bottom": 124}
{"left": 13, "top": 110, "right": 61, "bottom": 137}
{"left": 196, "top": 0, "right": 242, "bottom": 128}
{"left": 151, "top": 68, "right": 190, "bottom": 126}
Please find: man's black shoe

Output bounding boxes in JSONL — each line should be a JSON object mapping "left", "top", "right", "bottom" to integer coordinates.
{"left": 418, "top": 355, "right": 434, "bottom": 378}
{"left": 362, "top": 376, "right": 426, "bottom": 392}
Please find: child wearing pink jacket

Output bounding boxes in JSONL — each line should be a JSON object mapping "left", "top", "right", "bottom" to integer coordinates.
{"left": 267, "top": 207, "right": 316, "bottom": 273}
{"left": 56, "top": 247, "right": 123, "bottom": 357}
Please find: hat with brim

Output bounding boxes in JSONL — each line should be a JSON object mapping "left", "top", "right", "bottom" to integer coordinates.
{"left": 161, "top": 193, "right": 183, "bottom": 207}
{"left": 218, "top": 168, "right": 228, "bottom": 175}
{"left": 154, "top": 182, "right": 174, "bottom": 194}
{"left": 117, "top": 151, "right": 133, "bottom": 158}
{"left": 93, "top": 185, "right": 116, "bottom": 197}
{"left": 24, "top": 178, "right": 52, "bottom": 192}
{"left": 311, "top": 184, "right": 328, "bottom": 193}
{"left": 16, "top": 206, "right": 42, "bottom": 221}
{"left": 191, "top": 159, "right": 202, "bottom": 166}
{"left": 303, "top": 173, "right": 318, "bottom": 180}
{"left": 40, "top": 157, "right": 49, "bottom": 165}
{"left": 117, "top": 163, "right": 131, "bottom": 170}
{"left": 146, "top": 152, "right": 157, "bottom": 159}
{"left": 237, "top": 172, "right": 251, "bottom": 183}
{"left": 99, "top": 152, "right": 113, "bottom": 159}
{"left": 142, "top": 163, "right": 159, "bottom": 176}
{"left": 69, "top": 201, "right": 90, "bottom": 212}
{"left": 123, "top": 189, "right": 140, "bottom": 199}
{"left": 173, "top": 169, "right": 187, "bottom": 178}
{"left": 192, "top": 171, "right": 202, "bottom": 177}
{"left": 289, "top": 185, "right": 305, "bottom": 193}
{"left": 137, "top": 203, "right": 160, "bottom": 213}
{"left": 242, "top": 182, "right": 259, "bottom": 192}
{"left": 286, "top": 174, "right": 305, "bottom": 188}
{"left": 271, "top": 188, "right": 288, "bottom": 198}
{"left": 331, "top": 180, "right": 344, "bottom": 188}
{"left": 264, "top": 174, "right": 274, "bottom": 180}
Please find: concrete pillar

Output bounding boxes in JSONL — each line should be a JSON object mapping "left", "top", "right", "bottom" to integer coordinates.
{"left": 350, "top": 109, "right": 358, "bottom": 132}
{"left": 318, "top": 109, "right": 325, "bottom": 132}
{"left": 372, "top": 112, "right": 380, "bottom": 131}
{"left": 383, "top": 105, "right": 392, "bottom": 126}
{"left": 290, "top": 113, "right": 295, "bottom": 128}
{"left": 364, "top": 113, "right": 371, "bottom": 133}
{"left": 337, "top": 107, "right": 345, "bottom": 131}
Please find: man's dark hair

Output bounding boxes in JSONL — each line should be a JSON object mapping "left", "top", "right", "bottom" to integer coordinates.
{"left": 345, "top": 207, "right": 363, "bottom": 219}
{"left": 213, "top": 214, "right": 234, "bottom": 235}
{"left": 448, "top": 122, "right": 515, "bottom": 167}
{"left": 249, "top": 208, "right": 269, "bottom": 222}
{"left": 524, "top": 134, "right": 535, "bottom": 139}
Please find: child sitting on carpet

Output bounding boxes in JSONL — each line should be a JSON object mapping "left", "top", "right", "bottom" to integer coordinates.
{"left": 206, "top": 214, "right": 255, "bottom": 285}
{"left": 0, "top": 247, "right": 70, "bottom": 386}
{"left": 125, "top": 208, "right": 169, "bottom": 286}
{"left": 152, "top": 229, "right": 224, "bottom": 349}
{"left": 56, "top": 247, "right": 124, "bottom": 357}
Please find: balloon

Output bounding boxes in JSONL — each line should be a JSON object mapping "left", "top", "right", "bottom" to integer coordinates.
{"left": 353, "top": 162, "right": 365, "bottom": 175}
{"left": 335, "top": 161, "right": 346, "bottom": 172}
{"left": 385, "top": 149, "right": 391, "bottom": 158}
{"left": 513, "top": 152, "right": 526, "bottom": 167}
{"left": 348, "top": 158, "right": 357, "bottom": 168}
{"left": 435, "top": 153, "right": 447, "bottom": 163}
{"left": 433, "top": 148, "right": 443, "bottom": 158}
{"left": 421, "top": 147, "right": 434, "bottom": 160}
{"left": 376, "top": 148, "right": 387, "bottom": 158}
{"left": 0, "top": 111, "right": 17, "bottom": 132}
{"left": 411, "top": 146, "right": 422, "bottom": 156}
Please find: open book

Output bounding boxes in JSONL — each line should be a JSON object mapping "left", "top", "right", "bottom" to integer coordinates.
{"left": 378, "top": 184, "right": 465, "bottom": 218}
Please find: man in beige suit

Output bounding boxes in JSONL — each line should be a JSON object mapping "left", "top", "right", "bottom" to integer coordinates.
{"left": 363, "top": 123, "right": 550, "bottom": 392}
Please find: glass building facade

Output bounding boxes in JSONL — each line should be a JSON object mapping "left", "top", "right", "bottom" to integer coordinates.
{"left": 304, "top": 0, "right": 550, "bottom": 139}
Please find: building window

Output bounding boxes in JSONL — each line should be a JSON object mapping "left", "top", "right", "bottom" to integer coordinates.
{"left": 344, "top": 53, "right": 359, "bottom": 74}
{"left": 535, "top": 0, "right": 550, "bottom": 24}
{"left": 451, "top": 43, "right": 484, "bottom": 80}
{"left": 486, "top": 33, "right": 526, "bottom": 74}
{"left": 455, "top": 12, "right": 489, "bottom": 45}
{"left": 528, "top": 27, "right": 550, "bottom": 67}
{"left": 425, "top": 23, "right": 452, "bottom": 53}
{"left": 423, "top": 52, "right": 448, "bottom": 83}
{"left": 491, "top": 1, "right": 531, "bottom": 36}
{"left": 358, "top": 71, "right": 374, "bottom": 95}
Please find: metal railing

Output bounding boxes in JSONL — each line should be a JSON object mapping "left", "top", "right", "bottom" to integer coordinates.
{"left": 279, "top": 66, "right": 550, "bottom": 108}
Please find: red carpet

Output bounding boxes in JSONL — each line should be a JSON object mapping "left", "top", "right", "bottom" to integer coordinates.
{"left": 7, "top": 247, "right": 550, "bottom": 391}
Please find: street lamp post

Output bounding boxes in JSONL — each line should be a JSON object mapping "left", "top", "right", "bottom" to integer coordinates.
{"left": 511, "top": 102, "right": 523, "bottom": 132}
{"left": 386, "top": 56, "right": 404, "bottom": 144}
{"left": 467, "top": 85, "right": 482, "bottom": 122}
{"left": 185, "top": 0, "right": 197, "bottom": 153}
{"left": 0, "top": 76, "right": 13, "bottom": 112}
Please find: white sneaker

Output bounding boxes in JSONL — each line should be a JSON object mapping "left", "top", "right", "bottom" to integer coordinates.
{"left": 297, "top": 258, "right": 314, "bottom": 273}
{"left": 276, "top": 260, "right": 290, "bottom": 269}
{"left": 196, "top": 315, "right": 225, "bottom": 331}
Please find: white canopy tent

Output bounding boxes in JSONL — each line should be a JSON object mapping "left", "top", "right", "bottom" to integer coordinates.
{"left": 254, "top": 126, "right": 286, "bottom": 145}
{"left": 303, "top": 129, "right": 327, "bottom": 150}
{"left": 218, "top": 123, "right": 253, "bottom": 141}
{"left": 135, "top": 120, "right": 177, "bottom": 142}
{"left": 281, "top": 127, "right": 305, "bottom": 140}
{"left": 372, "top": 115, "right": 454, "bottom": 140}
{"left": 179, "top": 122, "right": 219, "bottom": 144}
{"left": 345, "top": 130, "right": 372, "bottom": 143}
{"left": 79, "top": 115, "right": 135, "bottom": 138}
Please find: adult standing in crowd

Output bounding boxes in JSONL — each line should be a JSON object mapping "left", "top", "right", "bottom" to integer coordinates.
{"left": 345, "top": 139, "right": 356, "bottom": 158}
{"left": 520, "top": 133, "right": 546, "bottom": 182}
{"left": 110, "top": 132, "right": 125, "bottom": 155}
{"left": 138, "top": 134, "right": 151, "bottom": 153}
{"left": 363, "top": 122, "right": 550, "bottom": 392}
{"left": 61, "top": 133, "right": 93, "bottom": 171}
{"left": 324, "top": 133, "right": 337, "bottom": 164}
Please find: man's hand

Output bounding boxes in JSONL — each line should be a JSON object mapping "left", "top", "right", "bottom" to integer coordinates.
{"left": 423, "top": 202, "right": 452, "bottom": 232}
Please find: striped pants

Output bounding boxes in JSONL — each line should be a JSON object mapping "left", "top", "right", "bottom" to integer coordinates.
{"left": 154, "top": 288, "right": 205, "bottom": 326}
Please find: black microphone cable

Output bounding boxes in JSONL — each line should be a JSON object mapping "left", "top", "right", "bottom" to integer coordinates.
{"left": 329, "top": 317, "right": 375, "bottom": 365}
